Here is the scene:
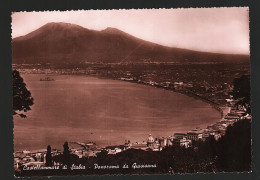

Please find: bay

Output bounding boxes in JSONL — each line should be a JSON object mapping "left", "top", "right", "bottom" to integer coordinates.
{"left": 14, "top": 74, "right": 220, "bottom": 151}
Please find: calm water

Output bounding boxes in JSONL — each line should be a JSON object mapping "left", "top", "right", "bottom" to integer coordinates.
{"left": 14, "top": 74, "right": 220, "bottom": 151}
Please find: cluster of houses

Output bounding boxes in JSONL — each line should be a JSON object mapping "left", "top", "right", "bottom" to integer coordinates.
{"left": 117, "top": 102, "right": 251, "bottom": 152}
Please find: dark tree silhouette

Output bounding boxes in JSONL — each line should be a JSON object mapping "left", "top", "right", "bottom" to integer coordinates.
{"left": 96, "top": 150, "right": 108, "bottom": 159}
{"left": 217, "top": 119, "right": 251, "bottom": 171}
{"left": 232, "top": 75, "right": 250, "bottom": 104}
{"left": 13, "top": 70, "right": 34, "bottom": 118}
{"left": 63, "top": 141, "right": 70, "bottom": 166}
{"left": 45, "top": 145, "right": 53, "bottom": 166}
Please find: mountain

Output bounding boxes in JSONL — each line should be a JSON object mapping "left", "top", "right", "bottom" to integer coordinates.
{"left": 12, "top": 22, "right": 249, "bottom": 64}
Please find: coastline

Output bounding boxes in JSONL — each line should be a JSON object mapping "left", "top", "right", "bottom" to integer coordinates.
{"left": 15, "top": 73, "right": 229, "bottom": 153}
{"left": 107, "top": 77, "right": 225, "bottom": 119}
{"left": 20, "top": 71, "right": 225, "bottom": 118}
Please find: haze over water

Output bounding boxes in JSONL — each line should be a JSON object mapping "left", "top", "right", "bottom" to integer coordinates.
{"left": 14, "top": 74, "right": 220, "bottom": 151}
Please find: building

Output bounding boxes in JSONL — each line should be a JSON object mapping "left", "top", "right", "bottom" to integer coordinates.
{"left": 105, "top": 146, "right": 124, "bottom": 155}
{"left": 202, "top": 132, "right": 210, "bottom": 141}
{"left": 167, "top": 139, "right": 173, "bottom": 146}
{"left": 214, "top": 133, "right": 222, "bottom": 141}
{"left": 224, "top": 113, "right": 240, "bottom": 121}
{"left": 172, "top": 137, "right": 191, "bottom": 148}
{"left": 174, "top": 133, "right": 187, "bottom": 139}
{"left": 147, "top": 134, "right": 155, "bottom": 149}
{"left": 73, "top": 150, "right": 84, "bottom": 158}
{"left": 130, "top": 143, "right": 148, "bottom": 151}
{"left": 159, "top": 137, "right": 167, "bottom": 147}
{"left": 186, "top": 131, "right": 203, "bottom": 141}
{"left": 83, "top": 150, "right": 100, "bottom": 157}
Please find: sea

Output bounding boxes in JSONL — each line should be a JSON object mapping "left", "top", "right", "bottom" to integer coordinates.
{"left": 13, "top": 74, "right": 220, "bottom": 151}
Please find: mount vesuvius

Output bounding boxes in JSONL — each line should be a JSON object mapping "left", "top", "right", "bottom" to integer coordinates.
{"left": 12, "top": 22, "right": 249, "bottom": 64}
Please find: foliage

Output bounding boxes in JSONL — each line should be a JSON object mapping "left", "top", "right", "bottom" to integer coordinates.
{"left": 62, "top": 141, "right": 71, "bottom": 166}
{"left": 232, "top": 75, "right": 250, "bottom": 104}
{"left": 13, "top": 70, "right": 34, "bottom": 118}
{"left": 45, "top": 145, "right": 53, "bottom": 167}
{"left": 216, "top": 119, "right": 251, "bottom": 171}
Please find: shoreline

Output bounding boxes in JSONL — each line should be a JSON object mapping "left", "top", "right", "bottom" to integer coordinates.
{"left": 105, "top": 76, "right": 225, "bottom": 119}
{"left": 72, "top": 73, "right": 225, "bottom": 118}
{"left": 20, "top": 71, "right": 224, "bottom": 118}
{"left": 14, "top": 73, "right": 229, "bottom": 153}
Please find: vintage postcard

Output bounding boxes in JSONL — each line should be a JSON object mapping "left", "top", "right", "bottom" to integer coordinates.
{"left": 12, "top": 8, "right": 251, "bottom": 177}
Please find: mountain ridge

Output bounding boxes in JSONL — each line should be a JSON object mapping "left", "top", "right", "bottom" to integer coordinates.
{"left": 12, "top": 22, "right": 249, "bottom": 64}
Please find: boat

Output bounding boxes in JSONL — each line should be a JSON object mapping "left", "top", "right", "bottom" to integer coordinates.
{"left": 40, "top": 77, "right": 55, "bottom": 81}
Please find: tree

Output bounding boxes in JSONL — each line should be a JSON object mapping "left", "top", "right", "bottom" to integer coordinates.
{"left": 217, "top": 119, "right": 251, "bottom": 171}
{"left": 96, "top": 149, "right": 108, "bottom": 159}
{"left": 63, "top": 141, "right": 70, "bottom": 166}
{"left": 13, "top": 70, "right": 34, "bottom": 118}
{"left": 45, "top": 145, "right": 53, "bottom": 166}
{"left": 232, "top": 75, "right": 250, "bottom": 104}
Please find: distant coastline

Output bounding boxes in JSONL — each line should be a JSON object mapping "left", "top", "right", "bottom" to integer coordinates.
{"left": 20, "top": 71, "right": 225, "bottom": 118}
{"left": 21, "top": 71, "right": 225, "bottom": 118}
{"left": 96, "top": 75, "right": 225, "bottom": 118}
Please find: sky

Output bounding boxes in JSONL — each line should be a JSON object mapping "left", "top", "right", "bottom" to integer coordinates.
{"left": 11, "top": 7, "right": 249, "bottom": 55}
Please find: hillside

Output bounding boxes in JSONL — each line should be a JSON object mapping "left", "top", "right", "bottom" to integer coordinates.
{"left": 12, "top": 22, "right": 249, "bottom": 64}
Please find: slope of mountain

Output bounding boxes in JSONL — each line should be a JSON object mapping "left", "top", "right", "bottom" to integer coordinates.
{"left": 12, "top": 22, "right": 249, "bottom": 64}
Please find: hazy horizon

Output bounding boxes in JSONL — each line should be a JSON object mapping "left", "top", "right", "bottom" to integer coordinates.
{"left": 12, "top": 8, "right": 249, "bottom": 55}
